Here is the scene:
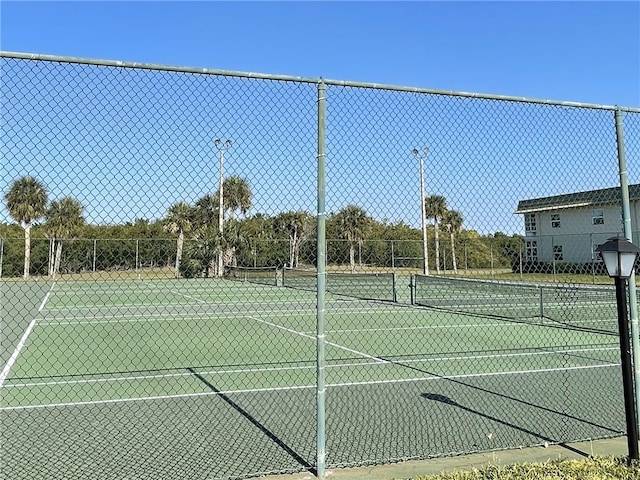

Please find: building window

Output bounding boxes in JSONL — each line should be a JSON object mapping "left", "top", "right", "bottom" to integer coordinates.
{"left": 551, "top": 214, "right": 561, "bottom": 228}
{"left": 592, "top": 209, "right": 604, "bottom": 225}
{"left": 525, "top": 213, "right": 537, "bottom": 235}
{"left": 593, "top": 243, "right": 602, "bottom": 262}
{"left": 554, "top": 245, "right": 563, "bottom": 261}
{"left": 526, "top": 240, "right": 538, "bottom": 261}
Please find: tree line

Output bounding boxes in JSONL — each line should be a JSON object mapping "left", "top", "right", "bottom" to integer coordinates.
{"left": 2, "top": 176, "right": 524, "bottom": 279}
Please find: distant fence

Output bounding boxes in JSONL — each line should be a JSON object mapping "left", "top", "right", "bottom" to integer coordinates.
{"left": 2, "top": 233, "right": 633, "bottom": 280}
{"left": 1, "top": 51, "right": 640, "bottom": 480}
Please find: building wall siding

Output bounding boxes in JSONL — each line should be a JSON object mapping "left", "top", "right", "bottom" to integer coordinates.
{"left": 522, "top": 202, "right": 637, "bottom": 263}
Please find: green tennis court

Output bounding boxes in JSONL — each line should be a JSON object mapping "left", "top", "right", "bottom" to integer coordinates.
{"left": 0, "top": 277, "right": 626, "bottom": 479}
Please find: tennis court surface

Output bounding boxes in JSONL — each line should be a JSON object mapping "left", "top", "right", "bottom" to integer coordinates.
{"left": 0, "top": 277, "right": 625, "bottom": 479}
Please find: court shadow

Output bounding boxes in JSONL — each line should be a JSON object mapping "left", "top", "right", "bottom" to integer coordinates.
{"left": 421, "top": 392, "right": 590, "bottom": 457}
{"left": 187, "top": 367, "right": 315, "bottom": 475}
{"left": 376, "top": 353, "right": 618, "bottom": 436}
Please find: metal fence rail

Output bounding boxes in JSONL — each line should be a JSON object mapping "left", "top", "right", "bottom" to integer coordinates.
{"left": 1, "top": 51, "right": 639, "bottom": 479}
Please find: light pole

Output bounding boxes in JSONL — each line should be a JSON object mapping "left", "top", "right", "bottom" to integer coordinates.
{"left": 412, "top": 148, "right": 429, "bottom": 275}
{"left": 596, "top": 236, "right": 640, "bottom": 464}
{"left": 215, "top": 138, "right": 232, "bottom": 277}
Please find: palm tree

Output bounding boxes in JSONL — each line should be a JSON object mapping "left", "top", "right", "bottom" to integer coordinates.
{"left": 193, "top": 194, "right": 219, "bottom": 226}
{"left": 185, "top": 227, "right": 218, "bottom": 278}
{"left": 45, "top": 197, "right": 85, "bottom": 279}
{"left": 221, "top": 219, "right": 246, "bottom": 268}
{"left": 333, "top": 205, "right": 371, "bottom": 273}
{"left": 4, "top": 177, "right": 48, "bottom": 279}
{"left": 442, "top": 209, "right": 464, "bottom": 274}
{"left": 242, "top": 214, "right": 272, "bottom": 267}
{"left": 222, "top": 176, "right": 252, "bottom": 220}
{"left": 192, "top": 195, "right": 221, "bottom": 277}
{"left": 425, "top": 195, "right": 448, "bottom": 274}
{"left": 216, "top": 176, "right": 252, "bottom": 276}
{"left": 163, "top": 202, "right": 193, "bottom": 278}
{"left": 275, "top": 211, "right": 312, "bottom": 268}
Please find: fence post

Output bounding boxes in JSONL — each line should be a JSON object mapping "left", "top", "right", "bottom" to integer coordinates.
{"left": 0, "top": 238, "right": 3, "bottom": 278}
{"left": 590, "top": 233, "right": 596, "bottom": 285}
{"left": 464, "top": 242, "right": 468, "bottom": 275}
{"left": 316, "top": 79, "right": 327, "bottom": 478}
{"left": 490, "top": 241, "right": 494, "bottom": 279}
{"left": 391, "top": 240, "right": 395, "bottom": 271}
{"left": 615, "top": 107, "right": 640, "bottom": 429}
{"left": 552, "top": 235, "right": 557, "bottom": 282}
{"left": 48, "top": 237, "right": 53, "bottom": 277}
{"left": 442, "top": 244, "right": 447, "bottom": 274}
{"left": 519, "top": 241, "right": 523, "bottom": 281}
{"left": 93, "top": 239, "right": 97, "bottom": 272}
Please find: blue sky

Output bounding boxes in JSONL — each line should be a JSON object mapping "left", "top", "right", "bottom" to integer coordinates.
{"left": 2, "top": 1, "right": 638, "bottom": 107}
{"left": 1, "top": 2, "right": 639, "bottom": 235}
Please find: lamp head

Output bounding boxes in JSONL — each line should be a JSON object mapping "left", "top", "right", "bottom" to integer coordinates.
{"left": 412, "top": 147, "right": 429, "bottom": 156}
{"left": 595, "top": 237, "right": 640, "bottom": 279}
{"left": 215, "top": 139, "right": 232, "bottom": 149}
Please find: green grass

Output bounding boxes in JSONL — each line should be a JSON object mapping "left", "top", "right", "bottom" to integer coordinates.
{"left": 406, "top": 456, "right": 640, "bottom": 479}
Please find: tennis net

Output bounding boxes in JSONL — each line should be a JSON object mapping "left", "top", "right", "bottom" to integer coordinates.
{"left": 412, "top": 274, "right": 617, "bottom": 334}
{"left": 282, "top": 268, "right": 397, "bottom": 302}
{"left": 225, "top": 266, "right": 279, "bottom": 286}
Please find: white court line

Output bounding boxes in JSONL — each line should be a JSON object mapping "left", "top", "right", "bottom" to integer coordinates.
{"left": 0, "top": 282, "right": 56, "bottom": 389}
{"left": 1, "top": 362, "right": 618, "bottom": 412}
{"left": 37, "top": 307, "right": 401, "bottom": 326}
{"left": 43, "top": 299, "right": 321, "bottom": 312}
{"left": 0, "top": 384, "right": 315, "bottom": 411}
{"left": 248, "top": 315, "right": 391, "bottom": 366}
{"left": 46, "top": 303, "right": 165, "bottom": 311}
{"left": 5, "top": 345, "right": 619, "bottom": 389}
{"left": 7, "top": 364, "right": 317, "bottom": 388}
{"left": 328, "top": 322, "right": 556, "bottom": 333}
{"left": 247, "top": 315, "right": 618, "bottom": 369}
{"left": 170, "top": 290, "right": 209, "bottom": 304}
{"left": 328, "top": 362, "right": 619, "bottom": 388}
{"left": 38, "top": 310, "right": 317, "bottom": 326}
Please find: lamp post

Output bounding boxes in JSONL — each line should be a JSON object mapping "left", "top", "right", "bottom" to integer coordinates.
{"left": 412, "top": 147, "right": 429, "bottom": 276}
{"left": 215, "top": 139, "right": 232, "bottom": 277}
{"left": 596, "top": 236, "right": 640, "bottom": 463}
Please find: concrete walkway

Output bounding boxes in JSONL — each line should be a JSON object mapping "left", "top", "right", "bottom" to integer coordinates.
{"left": 265, "top": 436, "right": 629, "bottom": 480}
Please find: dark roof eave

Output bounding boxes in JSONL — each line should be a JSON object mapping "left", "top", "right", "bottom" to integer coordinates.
{"left": 515, "top": 184, "right": 640, "bottom": 214}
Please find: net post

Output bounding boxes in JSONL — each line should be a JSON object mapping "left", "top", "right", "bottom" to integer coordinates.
{"left": 392, "top": 272, "right": 397, "bottom": 303}
{"left": 0, "top": 238, "right": 3, "bottom": 278}
{"left": 410, "top": 274, "right": 415, "bottom": 305}
{"left": 316, "top": 79, "right": 327, "bottom": 478}
{"left": 539, "top": 285, "right": 544, "bottom": 319}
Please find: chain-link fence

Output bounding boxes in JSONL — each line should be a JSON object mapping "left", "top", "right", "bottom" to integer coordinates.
{"left": 1, "top": 52, "right": 639, "bottom": 479}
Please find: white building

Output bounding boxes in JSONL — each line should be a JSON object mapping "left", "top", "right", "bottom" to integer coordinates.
{"left": 515, "top": 184, "right": 640, "bottom": 265}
